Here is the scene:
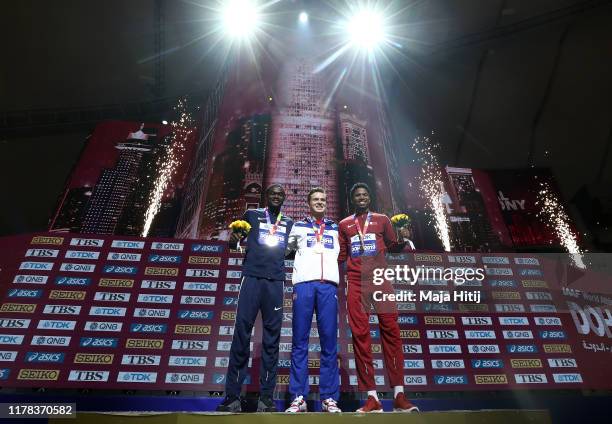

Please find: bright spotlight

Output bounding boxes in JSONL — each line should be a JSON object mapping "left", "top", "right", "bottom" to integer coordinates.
{"left": 299, "top": 11, "right": 308, "bottom": 24}
{"left": 346, "top": 9, "right": 386, "bottom": 50}
{"left": 221, "top": 0, "right": 261, "bottom": 39}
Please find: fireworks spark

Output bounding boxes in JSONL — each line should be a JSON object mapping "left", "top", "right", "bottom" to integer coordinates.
{"left": 412, "top": 135, "right": 451, "bottom": 252}
{"left": 142, "top": 98, "right": 194, "bottom": 237}
{"left": 535, "top": 181, "right": 585, "bottom": 269}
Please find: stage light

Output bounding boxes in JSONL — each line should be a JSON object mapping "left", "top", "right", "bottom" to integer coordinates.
{"left": 346, "top": 9, "right": 386, "bottom": 50}
{"left": 162, "top": 120, "right": 168, "bottom": 125}
{"left": 299, "top": 11, "right": 308, "bottom": 24}
{"left": 221, "top": 0, "right": 261, "bottom": 39}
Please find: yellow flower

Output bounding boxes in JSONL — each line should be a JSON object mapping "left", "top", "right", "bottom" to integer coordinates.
{"left": 229, "top": 220, "right": 251, "bottom": 234}
{"left": 391, "top": 213, "right": 411, "bottom": 228}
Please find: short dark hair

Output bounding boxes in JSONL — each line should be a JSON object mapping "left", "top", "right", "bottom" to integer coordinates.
{"left": 350, "top": 182, "right": 371, "bottom": 199}
{"left": 307, "top": 187, "right": 326, "bottom": 202}
{"left": 266, "top": 184, "right": 284, "bottom": 195}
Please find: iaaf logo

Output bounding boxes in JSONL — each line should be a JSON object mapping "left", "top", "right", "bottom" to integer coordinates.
{"left": 0, "top": 334, "right": 25, "bottom": 345}
{"left": 468, "top": 344, "right": 500, "bottom": 353}
{"left": 152, "top": 242, "right": 184, "bottom": 251}
{"left": 13, "top": 275, "right": 48, "bottom": 285}
{"left": 178, "top": 310, "right": 213, "bottom": 320}
{"left": 60, "top": 263, "right": 95, "bottom": 272}
{"left": 68, "top": 370, "right": 110, "bottom": 382}
{"left": 191, "top": 244, "right": 224, "bottom": 253}
{"left": 94, "top": 292, "right": 131, "bottom": 302}
{"left": 117, "top": 372, "right": 157, "bottom": 383}
{"left": 165, "top": 373, "right": 204, "bottom": 384}
{"left": 20, "top": 261, "right": 54, "bottom": 271}
{"left": 107, "top": 252, "right": 141, "bottom": 262}
{"left": 84, "top": 321, "right": 123, "bottom": 332}
{"left": 37, "top": 320, "right": 76, "bottom": 330}
{"left": 185, "top": 269, "right": 220, "bottom": 278}
{"left": 130, "top": 323, "right": 167, "bottom": 333}
{"left": 138, "top": 294, "right": 173, "bottom": 303}
{"left": 8, "top": 289, "right": 42, "bottom": 298}
{"left": 431, "top": 359, "right": 465, "bottom": 369}
{"left": 54, "top": 276, "right": 91, "bottom": 286}
{"left": 80, "top": 337, "right": 118, "bottom": 348}
{"left": 134, "top": 308, "right": 170, "bottom": 319}
{"left": 183, "top": 282, "right": 217, "bottom": 291}
{"left": 111, "top": 240, "right": 145, "bottom": 249}
{"left": 429, "top": 345, "right": 461, "bottom": 354}
{"left": 70, "top": 238, "right": 104, "bottom": 247}
{"left": 149, "top": 254, "right": 181, "bottom": 263}
{"left": 31, "top": 335, "right": 71, "bottom": 346}
{"left": 65, "top": 250, "right": 100, "bottom": 260}
{"left": 180, "top": 295, "right": 215, "bottom": 305}
{"left": 168, "top": 356, "right": 207, "bottom": 367}
{"left": 25, "top": 352, "right": 65, "bottom": 363}
{"left": 103, "top": 265, "right": 138, "bottom": 274}
{"left": 89, "top": 306, "right": 126, "bottom": 317}
{"left": 172, "top": 340, "right": 209, "bottom": 351}
{"left": 25, "top": 249, "right": 59, "bottom": 258}
{"left": 141, "top": 280, "right": 176, "bottom": 290}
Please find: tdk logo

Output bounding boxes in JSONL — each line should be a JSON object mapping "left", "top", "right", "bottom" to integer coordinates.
{"left": 80, "top": 337, "right": 118, "bottom": 348}
{"left": 168, "top": 356, "right": 206, "bottom": 367}
{"left": 191, "top": 244, "right": 224, "bottom": 253}
{"left": 117, "top": 372, "right": 157, "bottom": 383}
{"left": 65, "top": 250, "right": 100, "bottom": 259}
{"left": 37, "top": 320, "right": 76, "bottom": 330}
{"left": 8, "top": 289, "right": 42, "bottom": 298}
{"left": 130, "top": 323, "right": 167, "bottom": 333}
{"left": 149, "top": 254, "right": 181, "bottom": 263}
{"left": 89, "top": 307, "right": 126, "bottom": 317}
{"left": 55, "top": 276, "right": 91, "bottom": 286}
{"left": 111, "top": 240, "right": 145, "bottom": 249}
{"left": 25, "top": 352, "right": 65, "bottom": 363}
{"left": 178, "top": 310, "right": 214, "bottom": 320}
{"left": 0, "top": 334, "right": 25, "bottom": 345}
{"left": 171, "top": 340, "right": 209, "bottom": 351}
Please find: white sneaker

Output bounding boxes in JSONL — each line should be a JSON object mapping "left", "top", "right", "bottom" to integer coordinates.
{"left": 285, "top": 395, "right": 307, "bottom": 413}
{"left": 322, "top": 398, "right": 341, "bottom": 413}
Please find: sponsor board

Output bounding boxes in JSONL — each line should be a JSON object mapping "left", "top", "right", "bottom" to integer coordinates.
{"left": 171, "top": 340, "right": 209, "bottom": 351}
{"left": 20, "top": 261, "right": 54, "bottom": 271}
{"left": 55, "top": 276, "right": 90, "bottom": 286}
{"left": 121, "top": 355, "right": 161, "bottom": 366}
{"left": 98, "top": 278, "right": 134, "bottom": 288}
{"left": 141, "top": 280, "right": 176, "bottom": 290}
{"left": 499, "top": 317, "right": 529, "bottom": 326}
{"left": 475, "top": 374, "right": 508, "bottom": 384}
{"left": 49, "top": 290, "right": 86, "bottom": 300}
{"left": 70, "top": 238, "right": 104, "bottom": 247}
{"left": 471, "top": 359, "right": 503, "bottom": 369}
{"left": 134, "top": 308, "right": 171, "bottom": 319}
{"left": 151, "top": 242, "right": 184, "bottom": 251}
{"left": 514, "top": 374, "right": 547, "bottom": 384}
{"left": 107, "top": 252, "right": 142, "bottom": 262}
{"left": 414, "top": 253, "right": 443, "bottom": 262}
{"left": 539, "top": 330, "right": 566, "bottom": 339}
{"left": 30, "top": 335, "right": 70, "bottom": 346}
{"left": 177, "top": 310, "right": 214, "bottom": 320}
{"left": 89, "top": 306, "right": 127, "bottom": 317}
{"left": 117, "top": 371, "right": 157, "bottom": 383}
{"left": 65, "top": 250, "right": 100, "bottom": 260}
{"left": 400, "top": 330, "right": 420, "bottom": 339}
{"left": 13, "top": 275, "right": 49, "bottom": 285}
{"left": 42, "top": 305, "right": 81, "bottom": 315}
{"left": 37, "top": 320, "right": 76, "bottom": 330}
{"left": 492, "top": 291, "right": 521, "bottom": 300}
{"left": 60, "top": 263, "right": 95, "bottom": 273}
{"left": 145, "top": 267, "right": 178, "bottom": 276}
{"left": 495, "top": 304, "right": 525, "bottom": 312}
{"left": 186, "top": 269, "right": 220, "bottom": 278}
{"left": 548, "top": 358, "right": 577, "bottom": 368}
{"left": 221, "top": 311, "right": 236, "bottom": 320}
{"left": 25, "top": 249, "right": 59, "bottom": 258}
{"left": 125, "top": 339, "right": 164, "bottom": 349}
{"left": 468, "top": 344, "right": 500, "bottom": 354}
{"left": 68, "top": 370, "right": 109, "bottom": 382}
{"left": 17, "top": 369, "right": 60, "bottom": 380}
{"left": 74, "top": 353, "right": 114, "bottom": 364}
{"left": 165, "top": 372, "right": 204, "bottom": 384}
{"left": 506, "top": 344, "right": 538, "bottom": 354}
{"left": 111, "top": 240, "right": 145, "bottom": 249}
{"left": 503, "top": 330, "right": 533, "bottom": 339}
{"left": 84, "top": 321, "right": 123, "bottom": 332}
{"left": 31, "top": 236, "right": 64, "bottom": 245}
{"left": 429, "top": 344, "right": 461, "bottom": 354}
{"left": 0, "top": 303, "right": 37, "bottom": 313}
{"left": 94, "top": 292, "right": 130, "bottom": 302}
{"left": 79, "top": 337, "right": 118, "bottom": 348}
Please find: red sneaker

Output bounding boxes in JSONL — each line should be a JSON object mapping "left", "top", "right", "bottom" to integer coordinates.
{"left": 356, "top": 395, "right": 383, "bottom": 413}
{"left": 393, "top": 392, "right": 419, "bottom": 412}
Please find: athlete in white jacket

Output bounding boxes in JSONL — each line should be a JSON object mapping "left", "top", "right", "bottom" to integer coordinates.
{"left": 284, "top": 187, "right": 341, "bottom": 413}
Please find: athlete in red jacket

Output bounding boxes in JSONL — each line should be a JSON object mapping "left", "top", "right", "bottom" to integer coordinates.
{"left": 338, "top": 183, "right": 419, "bottom": 413}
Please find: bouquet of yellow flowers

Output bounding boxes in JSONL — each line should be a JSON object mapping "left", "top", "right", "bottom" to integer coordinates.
{"left": 229, "top": 220, "right": 251, "bottom": 236}
{"left": 390, "top": 213, "right": 411, "bottom": 228}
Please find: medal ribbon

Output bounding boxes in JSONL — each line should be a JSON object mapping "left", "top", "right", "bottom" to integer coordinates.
{"left": 265, "top": 208, "right": 282, "bottom": 237}
{"left": 311, "top": 218, "right": 325, "bottom": 244}
{"left": 353, "top": 212, "right": 371, "bottom": 251}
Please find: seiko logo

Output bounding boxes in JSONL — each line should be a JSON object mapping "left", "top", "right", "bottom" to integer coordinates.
{"left": 68, "top": 370, "right": 109, "bottom": 382}
{"left": 138, "top": 294, "right": 173, "bottom": 303}
{"left": 151, "top": 242, "right": 184, "bottom": 251}
{"left": 188, "top": 256, "right": 221, "bottom": 265}
{"left": 37, "top": 320, "right": 76, "bottom": 330}
{"left": 43, "top": 305, "right": 81, "bottom": 315}
{"left": 145, "top": 267, "right": 178, "bottom": 276}
{"left": 20, "top": 261, "right": 54, "bottom": 271}
{"left": 70, "top": 238, "right": 104, "bottom": 247}
{"left": 0, "top": 303, "right": 37, "bottom": 313}
{"left": 107, "top": 252, "right": 141, "bottom": 262}
{"left": 13, "top": 275, "right": 48, "bottom": 285}
{"left": 134, "top": 308, "right": 170, "bottom": 319}
{"left": 98, "top": 278, "right": 134, "bottom": 288}
{"left": 125, "top": 339, "right": 164, "bottom": 349}
{"left": 18, "top": 369, "right": 60, "bottom": 380}
{"left": 121, "top": 355, "right": 161, "bottom": 366}
{"left": 140, "top": 280, "right": 176, "bottom": 290}
{"left": 165, "top": 373, "right": 204, "bottom": 384}
{"left": 84, "top": 321, "right": 123, "bottom": 332}
{"left": 65, "top": 250, "right": 100, "bottom": 260}
{"left": 49, "top": 290, "right": 86, "bottom": 300}
{"left": 543, "top": 344, "right": 571, "bottom": 353}
{"left": 74, "top": 353, "right": 114, "bottom": 364}
{"left": 475, "top": 374, "right": 508, "bottom": 384}
{"left": 117, "top": 372, "right": 157, "bottom": 383}
{"left": 172, "top": 340, "right": 209, "bottom": 351}
{"left": 175, "top": 325, "right": 211, "bottom": 335}
{"left": 25, "top": 249, "right": 59, "bottom": 258}
{"left": 31, "top": 236, "right": 63, "bottom": 245}
{"left": 31, "top": 335, "right": 70, "bottom": 346}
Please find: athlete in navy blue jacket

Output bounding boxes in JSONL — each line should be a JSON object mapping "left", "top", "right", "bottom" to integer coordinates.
{"left": 216, "top": 185, "right": 293, "bottom": 413}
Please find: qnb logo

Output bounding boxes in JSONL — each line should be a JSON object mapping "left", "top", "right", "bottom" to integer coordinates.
{"left": 165, "top": 373, "right": 204, "bottom": 384}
